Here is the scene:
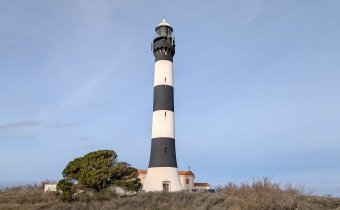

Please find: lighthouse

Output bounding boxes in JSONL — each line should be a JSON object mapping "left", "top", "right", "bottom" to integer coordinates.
{"left": 143, "top": 19, "right": 182, "bottom": 192}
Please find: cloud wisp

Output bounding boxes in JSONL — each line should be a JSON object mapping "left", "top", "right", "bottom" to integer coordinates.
{"left": 0, "top": 120, "right": 40, "bottom": 131}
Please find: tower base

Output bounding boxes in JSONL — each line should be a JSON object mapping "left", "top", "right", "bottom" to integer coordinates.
{"left": 143, "top": 167, "right": 182, "bottom": 192}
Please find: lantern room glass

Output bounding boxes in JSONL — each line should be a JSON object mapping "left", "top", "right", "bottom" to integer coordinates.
{"left": 156, "top": 26, "right": 173, "bottom": 38}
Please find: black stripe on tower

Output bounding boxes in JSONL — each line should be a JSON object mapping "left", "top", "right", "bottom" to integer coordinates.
{"left": 148, "top": 137, "right": 178, "bottom": 167}
{"left": 153, "top": 36, "right": 175, "bottom": 62}
{"left": 153, "top": 85, "right": 174, "bottom": 111}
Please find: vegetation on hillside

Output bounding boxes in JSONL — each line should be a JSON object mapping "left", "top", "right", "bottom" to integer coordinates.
{"left": 1, "top": 178, "right": 340, "bottom": 210}
{"left": 57, "top": 150, "right": 141, "bottom": 201}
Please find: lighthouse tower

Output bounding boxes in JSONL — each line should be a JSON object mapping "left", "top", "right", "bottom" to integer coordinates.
{"left": 143, "top": 19, "right": 182, "bottom": 192}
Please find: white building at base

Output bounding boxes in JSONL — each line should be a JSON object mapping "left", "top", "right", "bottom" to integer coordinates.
{"left": 44, "top": 184, "right": 57, "bottom": 192}
{"left": 138, "top": 169, "right": 211, "bottom": 192}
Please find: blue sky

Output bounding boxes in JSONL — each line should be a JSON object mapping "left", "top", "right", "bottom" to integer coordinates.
{"left": 1, "top": 0, "right": 340, "bottom": 196}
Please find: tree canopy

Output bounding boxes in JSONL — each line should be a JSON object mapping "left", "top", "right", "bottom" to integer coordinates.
{"left": 57, "top": 150, "right": 141, "bottom": 201}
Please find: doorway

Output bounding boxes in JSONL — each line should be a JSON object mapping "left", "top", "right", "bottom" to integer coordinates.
{"left": 163, "top": 181, "right": 170, "bottom": 192}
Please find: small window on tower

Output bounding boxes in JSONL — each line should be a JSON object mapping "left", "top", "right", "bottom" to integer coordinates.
{"left": 164, "top": 147, "right": 167, "bottom": 154}
{"left": 186, "top": 178, "right": 189, "bottom": 185}
{"left": 165, "top": 77, "right": 167, "bottom": 83}
{"left": 165, "top": 111, "right": 167, "bottom": 117}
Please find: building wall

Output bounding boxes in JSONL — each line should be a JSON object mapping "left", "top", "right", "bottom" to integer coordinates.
{"left": 44, "top": 184, "right": 57, "bottom": 192}
{"left": 193, "top": 184, "right": 211, "bottom": 191}
{"left": 179, "top": 175, "right": 194, "bottom": 191}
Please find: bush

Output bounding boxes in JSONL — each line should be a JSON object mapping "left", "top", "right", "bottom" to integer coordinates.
{"left": 57, "top": 150, "right": 141, "bottom": 202}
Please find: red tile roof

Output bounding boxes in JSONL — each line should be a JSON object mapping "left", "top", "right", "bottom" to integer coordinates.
{"left": 194, "top": 183, "right": 210, "bottom": 187}
{"left": 178, "top": 170, "right": 195, "bottom": 177}
{"left": 138, "top": 169, "right": 147, "bottom": 174}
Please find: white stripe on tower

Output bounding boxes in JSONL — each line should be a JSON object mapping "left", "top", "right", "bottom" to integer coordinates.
{"left": 143, "top": 19, "right": 182, "bottom": 192}
{"left": 152, "top": 110, "right": 175, "bottom": 139}
{"left": 153, "top": 60, "right": 173, "bottom": 86}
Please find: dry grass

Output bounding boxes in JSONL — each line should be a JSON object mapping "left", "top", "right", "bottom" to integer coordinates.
{"left": 1, "top": 179, "right": 339, "bottom": 210}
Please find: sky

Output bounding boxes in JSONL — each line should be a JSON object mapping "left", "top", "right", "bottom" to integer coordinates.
{"left": 0, "top": 0, "right": 339, "bottom": 196}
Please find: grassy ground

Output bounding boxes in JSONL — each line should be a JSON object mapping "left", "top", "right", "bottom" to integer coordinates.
{"left": 1, "top": 179, "right": 340, "bottom": 210}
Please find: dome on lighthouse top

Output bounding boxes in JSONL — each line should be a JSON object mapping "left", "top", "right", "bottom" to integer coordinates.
{"left": 157, "top": 19, "right": 171, "bottom": 27}
{"left": 155, "top": 19, "right": 173, "bottom": 33}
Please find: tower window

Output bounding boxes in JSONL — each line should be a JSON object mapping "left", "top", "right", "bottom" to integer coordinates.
{"left": 164, "top": 147, "right": 167, "bottom": 154}
{"left": 165, "top": 77, "right": 167, "bottom": 83}
{"left": 186, "top": 178, "right": 189, "bottom": 185}
{"left": 165, "top": 111, "right": 167, "bottom": 117}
